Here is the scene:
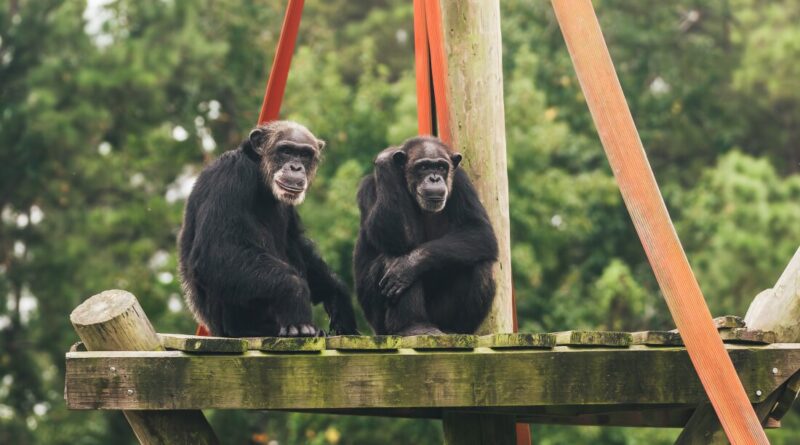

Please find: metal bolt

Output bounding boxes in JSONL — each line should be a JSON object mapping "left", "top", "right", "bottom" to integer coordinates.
{"left": 127, "top": 389, "right": 134, "bottom": 396}
{"left": 110, "top": 366, "right": 116, "bottom": 373}
{"left": 756, "top": 390, "right": 763, "bottom": 397}
{"left": 772, "top": 367, "right": 779, "bottom": 375}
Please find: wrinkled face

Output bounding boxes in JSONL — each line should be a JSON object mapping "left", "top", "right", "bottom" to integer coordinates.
{"left": 394, "top": 139, "right": 462, "bottom": 213}
{"left": 249, "top": 123, "right": 323, "bottom": 206}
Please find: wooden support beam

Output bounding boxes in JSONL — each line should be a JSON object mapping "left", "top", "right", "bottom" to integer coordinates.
{"left": 65, "top": 345, "right": 800, "bottom": 411}
{"left": 678, "top": 248, "right": 800, "bottom": 443}
{"left": 69, "top": 290, "right": 219, "bottom": 445}
{"left": 550, "top": 1, "right": 767, "bottom": 443}
{"left": 435, "top": 0, "right": 519, "bottom": 441}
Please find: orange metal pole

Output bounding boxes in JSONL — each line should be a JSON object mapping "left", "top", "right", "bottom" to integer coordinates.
{"left": 551, "top": 1, "right": 767, "bottom": 443}
{"left": 257, "top": 0, "right": 305, "bottom": 124}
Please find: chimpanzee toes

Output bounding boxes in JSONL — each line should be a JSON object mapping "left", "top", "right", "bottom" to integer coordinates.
{"left": 278, "top": 326, "right": 288, "bottom": 337}
{"left": 286, "top": 325, "right": 299, "bottom": 336}
{"left": 299, "top": 324, "right": 314, "bottom": 336}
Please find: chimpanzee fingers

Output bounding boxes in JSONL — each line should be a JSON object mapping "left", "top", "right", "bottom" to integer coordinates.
{"left": 278, "top": 326, "right": 288, "bottom": 337}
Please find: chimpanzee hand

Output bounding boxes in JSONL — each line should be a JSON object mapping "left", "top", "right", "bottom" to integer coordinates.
{"left": 278, "top": 324, "right": 324, "bottom": 337}
{"left": 379, "top": 254, "right": 420, "bottom": 303}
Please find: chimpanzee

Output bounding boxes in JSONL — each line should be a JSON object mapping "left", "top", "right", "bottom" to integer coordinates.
{"left": 178, "top": 120, "right": 358, "bottom": 337}
{"left": 354, "top": 136, "right": 498, "bottom": 335}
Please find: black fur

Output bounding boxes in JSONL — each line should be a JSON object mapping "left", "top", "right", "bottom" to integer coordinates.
{"left": 354, "top": 136, "right": 498, "bottom": 335}
{"left": 179, "top": 121, "right": 358, "bottom": 337}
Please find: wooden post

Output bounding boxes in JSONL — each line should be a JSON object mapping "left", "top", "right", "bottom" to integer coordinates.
{"left": 70, "top": 290, "right": 219, "bottom": 445}
{"left": 677, "top": 246, "right": 800, "bottom": 444}
{"left": 436, "top": 0, "right": 522, "bottom": 443}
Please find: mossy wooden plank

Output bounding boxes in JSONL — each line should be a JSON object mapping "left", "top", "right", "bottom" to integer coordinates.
{"left": 713, "top": 315, "right": 746, "bottom": 329}
{"left": 256, "top": 337, "right": 325, "bottom": 352}
{"left": 326, "top": 336, "right": 403, "bottom": 350}
{"left": 158, "top": 334, "right": 248, "bottom": 353}
{"left": 478, "top": 333, "right": 555, "bottom": 349}
{"left": 719, "top": 328, "right": 777, "bottom": 344}
{"left": 398, "top": 334, "right": 478, "bottom": 350}
{"left": 64, "top": 345, "right": 800, "bottom": 410}
{"left": 631, "top": 331, "right": 683, "bottom": 346}
{"left": 553, "top": 331, "right": 632, "bottom": 347}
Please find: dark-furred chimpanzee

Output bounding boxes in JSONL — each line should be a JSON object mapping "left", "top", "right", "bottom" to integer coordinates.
{"left": 354, "top": 136, "right": 498, "bottom": 335}
{"left": 178, "top": 120, "right": 358, "bottom": 337}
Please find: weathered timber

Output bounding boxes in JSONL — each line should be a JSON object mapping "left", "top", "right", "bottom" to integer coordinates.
{"left": 399, "top": 334, "right": 478, "bottom": 350}
{"left": 631, "top": 331, "right": 683, "bottom": 346}
{"left": 770, "top": 371, "right": 800, "bottom": 420}
{"left": 713, "top": 315, "right": 745, "bottom": 329}
{"left": 443, "top": 412, "right": 516, "bottom": 445}
{"left": 69, "top": 290, "right": 218, "bottom": 445}
{"left": 326, "top": 335, "right": 402, "bottom": 351}
{"left": 478, "top": 333, "right": 555, "bottom": 349}
{"left": 719, "top": 329, "right": 777, "bottom": 345}
{"left": 255, "top": 336, "right": 325, "bottom": 352}
{"left": 64, "top": 345, "right": 800, "bottom": 411}
{"left": 158, "top": 334, "right": 248, "bottom": 353}
{"left": 554, "top": 331, "right": 632, "bottom": 347}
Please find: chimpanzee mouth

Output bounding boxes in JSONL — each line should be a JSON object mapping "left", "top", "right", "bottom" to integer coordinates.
{"left": 276, "top": 181, "right": 305, "bottom": 194}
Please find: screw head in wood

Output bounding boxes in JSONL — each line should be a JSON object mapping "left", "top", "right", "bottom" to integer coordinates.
{"left": 772, "top": 368, "right": 778, "bottom": 375}
{"left": 127, "top": 389, "right": 134, "bottom": 396}
{"left": 110, "top": 366, "right": 116, "bottom": 373}
{"left": 756, "top": 390, "right": 763, "bottom": 396}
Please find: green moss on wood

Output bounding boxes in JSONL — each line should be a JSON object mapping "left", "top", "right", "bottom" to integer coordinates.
{"left": 553, "top": 331, "right": 632, "bottom": 347}
{"left": 478, "top": 333, "right": 555, "bottom": 349}
{"left": 158, "top": 334, "right": 247, "bottom": 353}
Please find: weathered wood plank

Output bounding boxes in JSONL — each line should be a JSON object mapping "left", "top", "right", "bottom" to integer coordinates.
{"left": 399, "top": 334, "right": 478, "bottom": 350}
{"left": 64, "top": 345, "right": 800, "bottom": 411}
{"left": 478, "top": 333, "right": 555, "bottom": 349}
{"left": 326, "top": 335, "right": 403, "bottom": 351}
{"left": 719, "top": 329, "right": 777, "bottom": 345}
{"left": 158, "top": 334, "right": 248, "bottom": 353}
{"left": 255, "top": 337, "right": 325, "bottom": 352}
{"left": 553, "top": 331, "right": 632, "bottom": 347}
{"left": 713, "top": 315, "right": 745, "bottom": 329}
{"left": 631, "top": 331, "right": 683, "bottom": 346}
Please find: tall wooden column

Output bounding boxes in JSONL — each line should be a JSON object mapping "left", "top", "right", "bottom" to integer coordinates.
{"left": 437, "top": 1, "right": 521, "bottom": 443}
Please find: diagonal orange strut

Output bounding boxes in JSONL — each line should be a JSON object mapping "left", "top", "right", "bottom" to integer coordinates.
{"left": 551, "top": 1, "right": 768, "bottom": 443}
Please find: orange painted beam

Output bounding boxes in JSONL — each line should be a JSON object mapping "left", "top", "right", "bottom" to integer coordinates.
{"left": 257, "top": 0, "right": 305, "bottom": 124}
{"left": 413, "top": 0, "right": 433, "bottom": 136}
{"left": 422, "top": 0, "right": 451, "bottom": 144}
{"left": 550, "top": 1, "right": 767, "bottom": 443}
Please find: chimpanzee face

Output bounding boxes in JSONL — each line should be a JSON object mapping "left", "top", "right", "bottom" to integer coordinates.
{"left": 393, "top": 137, "right": 462, "bottom": 213}
{"left": 249, "top": 121, "right": 324, "bottom": 206}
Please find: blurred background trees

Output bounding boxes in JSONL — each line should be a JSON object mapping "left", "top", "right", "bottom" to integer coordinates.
{"left": 1, "top": 0, "right": 799, "bottom": 443}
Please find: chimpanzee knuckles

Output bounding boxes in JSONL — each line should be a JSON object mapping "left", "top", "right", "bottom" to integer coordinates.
{"left": 277, "top": 324, "right": 323, "bottom": 337}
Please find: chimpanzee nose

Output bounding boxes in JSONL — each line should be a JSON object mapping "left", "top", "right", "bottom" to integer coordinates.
{"left": 428, "top": 175, "right": 441, "bottom": 183}
{"left": 289, "top": 163, "right": 303, "bottom": 172}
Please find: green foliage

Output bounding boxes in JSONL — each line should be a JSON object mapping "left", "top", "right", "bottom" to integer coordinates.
{"left": 1, "top": 0, "right": 799, "bottom": 443}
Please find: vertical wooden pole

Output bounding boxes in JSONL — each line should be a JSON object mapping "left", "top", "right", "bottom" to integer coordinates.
{"left": 436, "top": 1, "right": 521, "bottom": 443}
{"left": 70, "top": 290, "right": 219, "bottom": 445}
{"left": 551, "top": 1, "right": 767, "bottom": 444}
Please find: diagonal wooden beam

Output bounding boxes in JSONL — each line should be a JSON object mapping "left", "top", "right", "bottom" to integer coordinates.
{"left": 550, "top": 1, "right": 768, "bottom": 443}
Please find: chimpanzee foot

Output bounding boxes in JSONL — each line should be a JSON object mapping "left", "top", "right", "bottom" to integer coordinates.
{"left": 278, "top": 324, "right": 321, "bottom": 337}
{"left": 397, "top": 324, "right": 444, "bottom": 336}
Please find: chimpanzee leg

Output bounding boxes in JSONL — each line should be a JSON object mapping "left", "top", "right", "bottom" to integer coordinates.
{"left": 426, "top": 263, "right": 495, "bottom": 334}
{"left": 384, "top": 282, "right": 442, "bottom": 335}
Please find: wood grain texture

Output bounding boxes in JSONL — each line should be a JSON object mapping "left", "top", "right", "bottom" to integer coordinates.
{"left": 478, "top": 333, "right": 555, "bottom": 349}
{"left": 64, "top": 345, "right": 800, "bottom": 410}
{"left": 69, "top": 290, "right": 218, "bottom": 445}
{"left": 719, "top": 329, "right": 777, "bottom": 345}
{"left": 158, "top": 334, "right": 248, "bottom": 353}
{"left": 438, "top": 0, "right": 513, "bottom": 336}
{"left": 713, "top": 315, "right": 746, "bottom": 329}
{"left": 631, "top": 331, "right": 683, "bottom": 347}
{"left": 553, "top": 331, "right": 632, "bottom": 347}
{"left": 550, "top": 1, "right": 767, "bottom": 443}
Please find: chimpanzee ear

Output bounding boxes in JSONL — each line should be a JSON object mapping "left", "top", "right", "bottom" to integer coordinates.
{"left": 248, "top": 128, "right": 267, "bottom": 155}
{"left": 450, "top": 152, "right": 463, "bottom": 168}
{"left": 392, "top": 150, "right": 407, "bottom": 166}
{"left": 317, "top": 139, "right": 326, "bottom": 152}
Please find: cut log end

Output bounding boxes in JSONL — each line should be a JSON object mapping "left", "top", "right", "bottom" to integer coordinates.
{"left": 70, "top": 289, "right": 137, "bottom": 327}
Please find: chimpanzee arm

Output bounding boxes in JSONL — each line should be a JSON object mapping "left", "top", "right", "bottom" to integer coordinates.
{"left": 295, "top": 236, "right": 359, "bottom": 334}
{"left": 358, "top": 154, "right": 422, "bottom": 255}
{"left": 379, "top": 171, "right": 498, "bottom": 299}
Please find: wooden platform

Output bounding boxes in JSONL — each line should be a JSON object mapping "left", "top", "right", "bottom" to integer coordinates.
{"left": 65, "top": 330, "right": 800, "bottom": 428}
